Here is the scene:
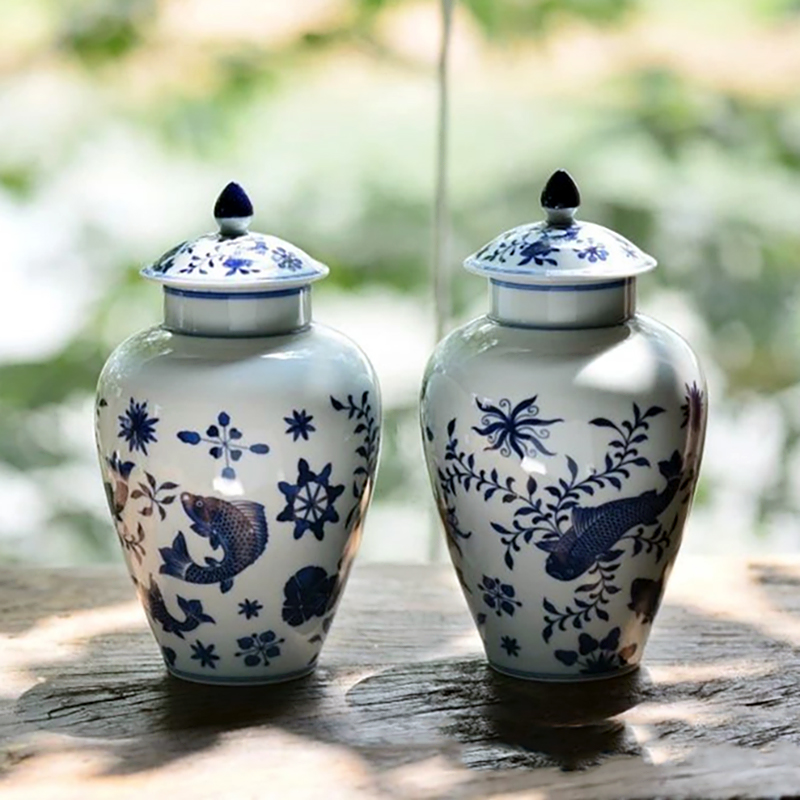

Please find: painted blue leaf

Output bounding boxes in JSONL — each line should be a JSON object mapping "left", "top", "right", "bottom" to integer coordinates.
{"left": 555, "top": 650, "right": 579, "bottom": 666}
{"left": 578, "top": 633, "right": 598, "bottom": 655}
{"left": 222, "top": 466, "right": 236, "bottom": 479}
{"left": 447, "top": 419, "right": 456, "bottom": 437}
{"left": 631, "top": 457, "right": 650, "bottom": 467}
{"left": 566, "top": 456, "right": 578, "bottom": 480}
{"left": 330, "top": 396, "right": 344, "bottom": 411}
{"left": 600, "top": 627, "right": 621, "bottom": 650}
{"left": 230, "top": 449, "right": 243, "bottom": 461}
{"left": 209, "top": 446, "right": 223, "bottom": 459}
{"left": 206, "top": 425, "right": 219, "bottom": 438}
{"left": 526, "top": 477, "right": 537, "bottom": 495}
{"left": 244, "top": 654, "right": 260, "bottom": 667}
{"left": 265, "top": 646, "right": 280, "bottom": 659}
{"left": 608, "top": 476, "right": 622, "bottom": 490}
{"left": 260, "top": 631, "right": 276, "bottom": 643}
{"left": 504, "top": 551, "right": 514, "bottom": 569}
{"left": 543, "top": 598, "right": 558, "bottom": 614}
{"left": 590, "top": 418, "right": 617, "bottom": 428}
{"left": 229, "top": 428, "right": 242, "bottom": 440}
{"left": 249, "top": 443, "right": 270, "bottom": 454}
{"left": 177, "top": 431, "right": 201, "bottom": 444}
{"left": 596, "top": 607, "right": 610, "bottom": 621}
{"left": 218, "top": 411, "right": 231, "bottom": 426}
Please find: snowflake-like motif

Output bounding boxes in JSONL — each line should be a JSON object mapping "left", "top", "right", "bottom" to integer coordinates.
{"left": 190, "top": 640, "right": 220, "bottom": 669}
{"left": 500, "top": 636, "right": 520, "bottom": 657}
{"left": 238, "top": 598, "right": 263, "bottom": 619}
{"left": 284, "top": 409, "right": 316, "bottom": 441}
{"left": 177, "top": 411, "right": 269, "bottom": 479}
{"left": 277, "top": 458, "right": 345, "bottom": 541}
{"left": 118, "top": 398, "right": 159, "bottom": 455}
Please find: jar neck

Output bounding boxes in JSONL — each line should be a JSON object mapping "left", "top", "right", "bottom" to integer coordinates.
{"left": 488, "top": 278, "right": 635, "bottom": 329}
{"left": 163, "top": 286, "right": 311, "bottom": 337}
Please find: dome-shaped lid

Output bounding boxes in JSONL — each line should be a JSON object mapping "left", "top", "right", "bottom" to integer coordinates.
{"left": 464, "top": 170, "right": 656, "bottom": 284}
{"left": 142, "top": 182, "right": 328, "bottom": 290}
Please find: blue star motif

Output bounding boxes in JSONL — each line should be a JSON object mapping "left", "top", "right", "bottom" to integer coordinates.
{"left": 190, "top": 640, "right": 220, "bottom": 669}
{"left": 284, "top": 409, "right": 316, "bottom": 441}
{"left": 500, "top": 636, "right": 520, "bottom": 657}
{"left": 118, "top": 398, "right": 159, "bottom": 455}
{"left": 277, "top": 458, "right": 345, "bottom": 541}
{"left": 238, "top": 598, "right": 263, "bottom": 619}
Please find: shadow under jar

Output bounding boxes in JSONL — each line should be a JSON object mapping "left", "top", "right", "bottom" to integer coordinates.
{"left": 420, "top": 171, "right": 706, "bottom": 681}
{"left": 95, "top": 183, "right": 381, "bottom": 685}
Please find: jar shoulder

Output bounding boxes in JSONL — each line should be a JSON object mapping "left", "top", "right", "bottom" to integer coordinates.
{"left": 97, "top": 323, "right": 380, "bottom": 403}
{"left": 423, "top": 315, "right": 705, "bottom": 412}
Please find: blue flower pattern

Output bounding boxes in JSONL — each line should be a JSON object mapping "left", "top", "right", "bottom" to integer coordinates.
{"left": 177, "top": 411, "right": 269, "bottom": 479}
{"left": 271, "top": 247, "right": 304, "bottom": 272}
{"left": 235, "top": 630, "right": 284, "bottom": 667}
{"left": 282, "top": 566, "right": 338, "bottom": 626}
{"left": 118, "top": 398, "right": 158, "bottom": 455}
{"left": 478, "top": 575, "right": 522, "bottom": 617}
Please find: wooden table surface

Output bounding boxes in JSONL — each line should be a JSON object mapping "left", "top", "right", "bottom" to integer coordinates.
{"left": 2, "top": 557, "right": 800, "bottom": 799}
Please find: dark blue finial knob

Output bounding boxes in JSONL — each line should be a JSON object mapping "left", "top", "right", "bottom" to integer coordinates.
{"left": 214, "top": 182, "right": 253, "bottom": 235}
{"left": 541, "top": 170, "right": 580, "bottom": 225}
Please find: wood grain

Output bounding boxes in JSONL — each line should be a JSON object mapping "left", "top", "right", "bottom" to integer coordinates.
{"left": 1, "top": 558, "right": 800, "bottom": 798}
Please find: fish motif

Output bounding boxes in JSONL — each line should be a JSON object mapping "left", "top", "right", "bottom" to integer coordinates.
{"left": 536, "top": 451, "right": 683, "bottom": 581}
{"left": 159, "top": 492, "right": 268, "bottom": 593}
{"left": 138, "top": 576, "right": 215, "bottom": 638}
{"left": 628, "top": 567, "right": 667, "bottom": 624}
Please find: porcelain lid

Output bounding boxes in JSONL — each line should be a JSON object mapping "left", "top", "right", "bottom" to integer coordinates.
{"left": 142, "top": 182, "right": 329, "bottom": 290}
{"left": 464, "top": 170, "right": 656, "bottom": 285}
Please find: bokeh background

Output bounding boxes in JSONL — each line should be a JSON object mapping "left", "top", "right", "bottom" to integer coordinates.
{"left": 2, "top": 0, "right": 798, "bottom": 565}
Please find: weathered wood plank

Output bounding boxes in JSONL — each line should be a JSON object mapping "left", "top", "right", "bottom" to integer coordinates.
{"left": 1, "top": 558, "right": 800, "bottom": 798}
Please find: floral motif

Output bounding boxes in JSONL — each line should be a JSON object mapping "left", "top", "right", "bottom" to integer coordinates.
{"left": 282, "top": 565, "right": 338, "bottom": 626}
{"left": 271, "top": 247, "right": 304, "bottom": 272}
{"left": 118, "top": 398, "right": 159, "bottom": 455}
{"left": 102, "top": 452, "right": 147, "bottom": 563}
{"left": 223, "top": 257, "right": 260, "bottom": 276}
{"left": 500, "top": 636, "right": 520, "bottom": 657}
{"left": 190, "top": 640, "right": 220, "bottom": 669}
{"left": 235, "top": 630, "right": 284, "bottom": 667}
{"left": 518, "top": 240, "right": 559, "bottom": 267}
{"left": 681, "top": 381, "right": 704, "bottom": 434}
{"left": 554, "top": 627, "right": 637, "bottom": 675}
{"left": 473, "top": 396, "right": 563, "bottom": 460}
{"left": 478, "top": 575, "right": 522, "bottom": 617}
{"left": 177, "top": 411, "right": 269, "bottom": 479}
{"left": 238, "top": 598, "right": 263, "bottom": 619}
{"left": 575, "top": 241, "right": 608, "bottom": 263}
{"left": 331, "top": 392, "right": 380, "bottom": 528}
{"left": 284, "top": 409, "right": 316, "bottom": 441}
{"left": 277, "top": 459, "right": 345, "bottom": 541}
{"left": 131, "top": 472, "right": 178, "bottom": 521}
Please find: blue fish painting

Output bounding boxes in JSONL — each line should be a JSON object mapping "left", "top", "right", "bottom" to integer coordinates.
{"left": 139, "top": 577, "right": 215, "bottom": 638}
{"left": 159, "top": 493, "right": 268, "bottom": 593}
{"left": 536, "top": 451, "right": 683, "bottom": 581}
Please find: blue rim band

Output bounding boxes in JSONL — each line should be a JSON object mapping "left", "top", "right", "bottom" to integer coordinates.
{"left": 164, "top": 286, "right": 304, "bottom": 300}
{"left": 490, "top": 278, "right": 632, "bottom": 292}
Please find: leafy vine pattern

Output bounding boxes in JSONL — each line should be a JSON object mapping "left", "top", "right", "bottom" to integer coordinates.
{"left": 330, "top": 391, "right": 380, "bottom": 528}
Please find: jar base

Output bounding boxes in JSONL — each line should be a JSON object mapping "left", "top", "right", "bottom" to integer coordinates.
{"left": 166, "top": 663, "right": 317, "bottom": 686}
{"left": 488, "top": 660, "right": 639, "bottom": 683}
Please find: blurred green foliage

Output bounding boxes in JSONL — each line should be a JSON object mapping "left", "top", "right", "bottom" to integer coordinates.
{"left": 3, "top": 0, "right": 800, "bottom": 561}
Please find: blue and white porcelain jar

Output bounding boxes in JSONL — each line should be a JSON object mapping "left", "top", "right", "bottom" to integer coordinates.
{"left": 420, "top": 171, "right": 706, "bottom": 681}
{"left": 95, "top": 183, "right": 381, "bottom": 684}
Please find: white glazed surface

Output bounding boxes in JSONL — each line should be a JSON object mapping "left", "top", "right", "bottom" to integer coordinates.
{"left": 421, "top": 313, "right": 706, "bottom": 680}
{"left": 96, "top": 322, "right": 380, "bottom": 684}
